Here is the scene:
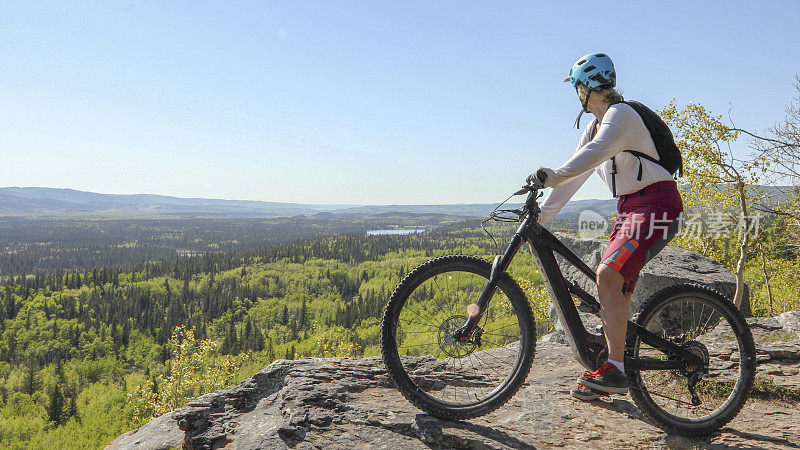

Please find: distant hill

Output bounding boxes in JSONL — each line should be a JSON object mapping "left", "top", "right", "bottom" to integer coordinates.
{"left": 1, "top": 185, "right": 790, "bottom": 220}
{"left": 0, "top": 186, "right": 613, "bottom": 220}
{"left": 0, "top": 187, "right": 350, "bottom": 218}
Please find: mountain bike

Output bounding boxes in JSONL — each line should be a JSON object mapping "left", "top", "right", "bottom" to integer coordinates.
{"left": 380, "top": 177, "right": 755, "bottom": 436}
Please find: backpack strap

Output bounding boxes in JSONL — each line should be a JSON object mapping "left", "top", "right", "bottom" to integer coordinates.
{"left": 623, "top": 150, "right": 661, "bottom": 182}
{"left": 590, "top": 117, "right": 621, "bottom": 197}
{"left": 610, "top": 156, "right": 618, "bottom": 197}
{"left": 607, "top": 101, "right": 625, "bottom": 194}
{"left": 624, "top": 150, "right": 660, "bottom": 165}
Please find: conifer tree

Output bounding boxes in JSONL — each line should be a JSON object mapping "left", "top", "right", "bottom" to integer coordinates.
{"left": 23, "top": 360, "right": 38, "bottom": 395}
{"left": 47, "top": 384, "right": 65, "bottom": 425}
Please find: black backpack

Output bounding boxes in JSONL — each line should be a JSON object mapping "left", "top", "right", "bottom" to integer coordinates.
{"left": 605, "top": 100, "right": 683, "bottom": 196}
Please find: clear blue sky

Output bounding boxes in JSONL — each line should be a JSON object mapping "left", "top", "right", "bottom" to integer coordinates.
{"left": 1, "top": 1, "right": 798, "bottom": 204}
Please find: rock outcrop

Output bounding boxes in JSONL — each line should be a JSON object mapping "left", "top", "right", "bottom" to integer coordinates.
{"left": 778, "top": 310, "right": 800, "bottom": 334}
{"left": 107, "top": 315, "right": 800, "bottom": 450}
{"left": 552, "top": 234, "right": 748, "bottom": 324}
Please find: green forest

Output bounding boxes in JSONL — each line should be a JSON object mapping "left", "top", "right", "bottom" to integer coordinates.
{"left": 0, "top": 218, "right": 563, "bottom": 448}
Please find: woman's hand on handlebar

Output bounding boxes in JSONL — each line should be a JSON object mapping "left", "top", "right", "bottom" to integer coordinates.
{"left": 526, "top": 167, "right": 558, "bottom": 188}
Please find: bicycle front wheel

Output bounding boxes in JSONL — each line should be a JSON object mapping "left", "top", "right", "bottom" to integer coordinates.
{"left": 380, "top": 255, "right": 536, "bottom": 420}
{"left": 627, "top": 283, "right": 756, "bottom": 435}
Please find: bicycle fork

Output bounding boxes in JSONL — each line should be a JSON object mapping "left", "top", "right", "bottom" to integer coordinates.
{"left": 452, "top": 227, "right": 526, "bottom": 342}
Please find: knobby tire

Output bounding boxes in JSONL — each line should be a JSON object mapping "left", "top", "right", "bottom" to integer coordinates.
{"left": 380, "top": 255, "right": 536, "bottom": 420}
{"left": 626, "top": 283, "right": 756, "bottom": 435}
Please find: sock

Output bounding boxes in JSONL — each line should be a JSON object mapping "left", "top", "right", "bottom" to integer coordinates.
{"left": 606, "top": 358, "right": 624, "bottom": 372}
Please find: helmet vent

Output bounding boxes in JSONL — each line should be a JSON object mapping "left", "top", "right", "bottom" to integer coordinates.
{"left": 567, "top": 53, "right": 615, "bottom": 89}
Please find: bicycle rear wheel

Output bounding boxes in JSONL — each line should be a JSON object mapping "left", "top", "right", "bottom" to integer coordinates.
{"left": 626, "top": 283, "right": 755, "bottom": 435}
{"left": 380, "top": 255, "right": 536, "bottom": 420}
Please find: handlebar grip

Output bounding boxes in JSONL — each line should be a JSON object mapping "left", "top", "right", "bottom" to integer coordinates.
{"left": 536, "top": 168, "right": 548, "bottom": 184}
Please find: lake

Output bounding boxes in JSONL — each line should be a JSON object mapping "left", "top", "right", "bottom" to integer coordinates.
{"left": 366, "top": 229, "right": 425, "bottom": 235}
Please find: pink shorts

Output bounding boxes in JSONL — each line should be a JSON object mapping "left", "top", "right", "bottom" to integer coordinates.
{"left": 601, "top": 180, "right": 683, "bottom": 293}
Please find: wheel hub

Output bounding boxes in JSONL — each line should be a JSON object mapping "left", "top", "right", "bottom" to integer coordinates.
{"left": 439, "top": 315, "right": 480, "bottom": 357}
{"left": 680, "top": 340, "right": 710, "bottom": 375}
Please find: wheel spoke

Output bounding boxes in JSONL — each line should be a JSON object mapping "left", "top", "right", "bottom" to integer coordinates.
{"left": 382, "top": 258, "right": 532, "bottom": 411}
{"left": 629, "top": 289, "right": 754, "bottom": 431}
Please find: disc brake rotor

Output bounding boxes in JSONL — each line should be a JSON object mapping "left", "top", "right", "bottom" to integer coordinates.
{"left": 438, "top": 315, "right": 480, "bottom": 357}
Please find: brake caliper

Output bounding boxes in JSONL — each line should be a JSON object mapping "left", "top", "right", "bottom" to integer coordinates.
{"left": 471, "top": 327, "right": 483, "bottom": 347}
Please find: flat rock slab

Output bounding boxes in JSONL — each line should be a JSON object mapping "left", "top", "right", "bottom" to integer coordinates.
{"left": 108, "top": 320, "right": 800, "bottom": 450}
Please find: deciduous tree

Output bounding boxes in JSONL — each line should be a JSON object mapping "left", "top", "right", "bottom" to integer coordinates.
{"left": 661, "top": 102, "right": 772, "bottom": 309}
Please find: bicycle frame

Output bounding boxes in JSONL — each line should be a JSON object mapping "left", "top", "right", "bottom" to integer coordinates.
{"left": 454, "top": 187, "right": 703, "bottom": 371}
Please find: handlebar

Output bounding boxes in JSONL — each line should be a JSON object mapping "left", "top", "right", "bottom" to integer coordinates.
{"left": 506, "top": 179, "right": 544, "bottom": 218}
{"left": 482, "top": 178, "right": 545, "bottom": 248}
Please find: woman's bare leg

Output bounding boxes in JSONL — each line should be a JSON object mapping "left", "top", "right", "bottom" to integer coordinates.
{"left": 596, "top": 264, "right": 628, "bottom": 363}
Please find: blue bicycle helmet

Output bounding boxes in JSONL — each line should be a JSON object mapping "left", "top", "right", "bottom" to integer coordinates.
{"left": 564, "top": 53, "right": 616, "bottom": 90}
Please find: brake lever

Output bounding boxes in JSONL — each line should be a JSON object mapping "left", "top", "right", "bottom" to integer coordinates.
{"left": 513, "top": 182, "right": 543, "bottom": 196}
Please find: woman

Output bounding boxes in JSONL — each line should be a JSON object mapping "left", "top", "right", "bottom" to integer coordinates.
{"left": 530, "top": 53, "right": 684, "bottom": 400}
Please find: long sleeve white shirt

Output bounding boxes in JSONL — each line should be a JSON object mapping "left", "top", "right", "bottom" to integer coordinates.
{"left": 538, "top": 103, "right": 674, "bottom": 224}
